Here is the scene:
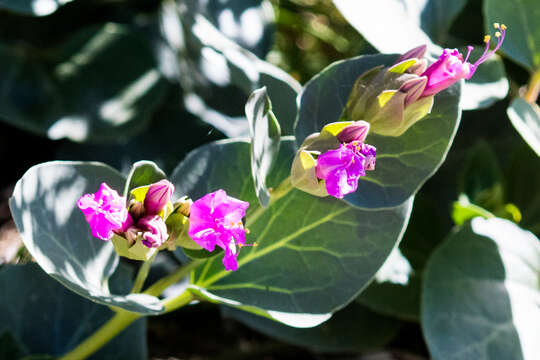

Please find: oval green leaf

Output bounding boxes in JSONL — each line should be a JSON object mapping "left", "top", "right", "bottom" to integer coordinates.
{"left": 170, "top": 138, "right": 413, "bottom": 314}
{"left": 507, "top": 97, "right": 540, "bottom": 157}
{"left": 422, "top": 217, "right": 540, "bottom": 360}
{"left": 295, "top": 54, "right": 461, "bottom": 209}
{"left": 9, "top": 161, "right": 163, "bottom": 314}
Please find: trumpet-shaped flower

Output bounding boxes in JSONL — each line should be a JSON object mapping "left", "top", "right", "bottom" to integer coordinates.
{"left": 77, "top": 183, "right": 132, "bottom": 241}
{"left": 315, "top": 141, "right": 377, "bottom": 199}
{"left": 188, "top": 190, "right": 250, "bottom": 271}
{"left": 421, "top": 23, "right": 506, "bottom": 96}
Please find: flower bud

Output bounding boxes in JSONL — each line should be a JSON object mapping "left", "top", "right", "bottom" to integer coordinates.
{"left": 344, "top": 54, "right": 434, "bottom": 137}
{"left": 144, "top": 179, "right": 174, "bottom": 215}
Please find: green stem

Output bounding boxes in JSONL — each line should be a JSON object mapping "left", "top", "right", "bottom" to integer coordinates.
{"left": 60, "top": 259, "right": 204, "bottom": 360}
{"left": 130, "top": 252, "right": 157, "bottom": 293}
{"left": 246, "top": 176, "right": 293, "bottom": 227}
{"left": 524, "top": 69, "right": 540, "bottom": 104}
{"left": 59, "top": 310, "right": 141, "bottom": 360}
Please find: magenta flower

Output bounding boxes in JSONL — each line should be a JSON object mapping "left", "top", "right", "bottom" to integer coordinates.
{"left": 138, "top": 215, "right": 168, "bottom": 248}
{"left": 315, "top": 141, "right": 377, "bottom": 199}
{"left": 188, "top": 190, "right": 250, "bottom": 271}
{"left": 77, "top": 183, "right": 132, "bottom": 241}
{"left": 144, "top": 179, "right": 174, "bottom": 215}
{"left": 421, "top": 24, "right": 506, "bottom": 96}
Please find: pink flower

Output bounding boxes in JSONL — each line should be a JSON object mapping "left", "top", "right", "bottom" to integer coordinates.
{"left": 421, "top": 24, "right": 506, "bottom": 96}
{"left": 188, "top": 190, "right": 250, "bottom": 271}
{"left": 315, "top": 141, "right": 377, "bottom": 199}
{"left": 144, "top": 179, "right": 174, "bottom": 215}
{"left": 138, "top": 215, "right": 168, "bottom": 248}
{"left": 77, "top": 183, "right": 132, "bottom": 241}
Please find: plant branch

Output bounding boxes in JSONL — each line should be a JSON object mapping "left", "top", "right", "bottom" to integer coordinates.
{"left": 524, "top": 69, "right": 540, "bottom": 103}
{"left": 130, "top": 252, "right": 157, "bottom": 293}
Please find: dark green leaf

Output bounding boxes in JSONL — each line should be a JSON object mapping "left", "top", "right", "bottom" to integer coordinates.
{"left": 507, "top": 97, "right": 540, "bottom": 157}
{"left": 422, "top": 218, "right": 540, "bottom": 360}
{"left": 485, "top": 0, "right": 540, "bottom": 71}
{"left": 0, "top": 263, "right": 147, "bottom": 359}
{"left": 357, "top": 248, "right": 420, "bottom": 322}
{"left": 295, "top": 54, "right": 461, "bottom": 208}
{"left": 9, "top": 162, "right": 163, "bottom": 314}
{"left": 0, "top": 23, "right": 167, "bottom": 143}
{"left": 222, "top": 301, "right": 401, "bottom": 353}
{"left": 170, "top": 138, "right": 413, "bottom": 314}
{"left": 246, "top": 87, "right": 281, "bottom": 206}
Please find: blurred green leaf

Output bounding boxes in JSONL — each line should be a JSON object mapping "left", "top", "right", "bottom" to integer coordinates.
{"left": 161, "top": 1, "right": 300, "bottom": 137}
{"left": 295, "top": 54, "right": 461, "bottom": 208}
{"left": 452, "top": 194, "right": 494, "bottom": 225}
{"left": 422, "top": 217, "right": 540, "bottom": 360}
{"left": 246, "top": 87, "right": 281, "bottom": 206}
{"left": 485, "top": 0, "right": 540, "bottom": 71}
{"left": 9, "top": 162, "right": 163, "bottom": 314}
{"left": 170, "top": 138, "right": 413, "bottom": 315}
{"left": 0, "top": 23, "right": 167, "bottom": 143}
{"left": 0, "top": 0, "right": 74, "bottom": 16}
{"left": 507, "top": 97, "right": 540, "bottom": 157}
{"left": 0, "top": 263, "right": 147, "bottom": 359}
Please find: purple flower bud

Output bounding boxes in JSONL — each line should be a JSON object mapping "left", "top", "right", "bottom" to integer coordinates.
{"left": 144, "top": 179, "right": 174, "bottom": 215}
{"left": 139, "top": 215, "right": 168, "bottom": 248}
{"left": 78, "top": 183, "right": 132, "bottom": 241}
{"left": 421, "top": 24, "right": 507, "bottom": 96}
{"left": 315, "top": 141, "right": 376, "bottom": 199}
{"left": 188, "top": 190, "right": 250, "bottom": 271}
{"left": 400, "top": 77, "right": 427, "bottom": 107}
{"left": 395, "top": 44, "right": 427, "bottom": 63}
{"left": 337, "top": 121, "right": 370, "bottom": 143}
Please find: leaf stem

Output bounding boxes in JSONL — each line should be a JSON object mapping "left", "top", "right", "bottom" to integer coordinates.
{"left": 524, "top": 69, "right": 540, "bottom": 103}
{"left": 59, "top": 310, "right": 141, "bottom": 360}
{"left": 130, "top": 252, "right": 157, "bottom": 293}
{"left": 60, "top": 259, "right": 204, "bottom": 360}
{"left": 246, "top": 176, "right": 293, "bottom": 227}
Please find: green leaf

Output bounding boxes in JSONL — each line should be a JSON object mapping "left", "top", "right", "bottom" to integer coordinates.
{"left": 0, "top": 263, "right": 147, "bottom": 359}
{"left": 295, "top": 54, "right": 461, "bottom": 208}
{"left": 246, "top": 87, "right": 281, "bottom": 206}
{"left": 162, "top": 2, "right": 300, "bottom": 137}
{"left": 170, "top": 138, "right": 413, "bottom": 314}
{"left": 485, "top": 0, "right": 540, "bottom": 71}
{"left": 507, "top": 97, "right": 540, "bottom": 157}
{"left": 0, "top": 23, "right": 167, "bottom": 143}
{"left": 222, "top": 301, "right": 401, "bottom": 353}
{"left": 422, "top": 218, "right": 540, "bottom": 360}
{"left": 9, "top": 161, "right": 163, "bottom": 314}
{"left": 124, "top": 161, "right": 167, "bottom": 197}
{"left": 0, "top": 0, "right": 74, "bottom": 16}
{"left": 356, "top": 248, "right": 420, "bottom": 322}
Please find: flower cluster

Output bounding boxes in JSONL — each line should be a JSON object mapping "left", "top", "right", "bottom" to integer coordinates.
{"left": 78, "top": 180, "right": 250, "bottom": 271}
{"left": 291, "top": 121, "right": 376, "bottom": 199}
{"left": 344, "top": 23, "right": 507, "bottom": 137}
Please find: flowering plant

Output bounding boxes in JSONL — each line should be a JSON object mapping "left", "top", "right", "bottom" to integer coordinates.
{"left": 2, "top": 2, "right": 538, "bottom": 359}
